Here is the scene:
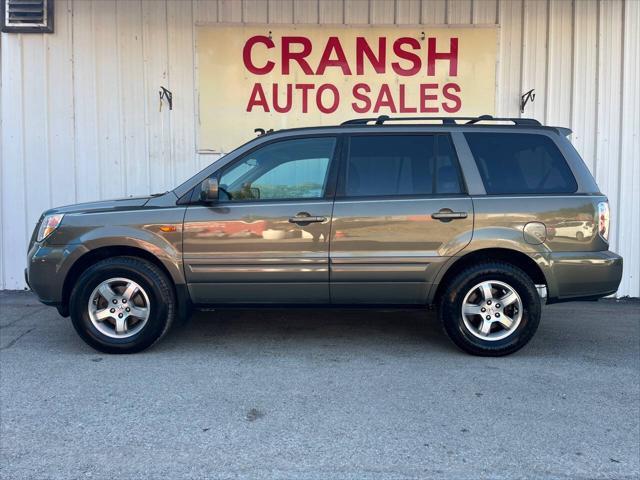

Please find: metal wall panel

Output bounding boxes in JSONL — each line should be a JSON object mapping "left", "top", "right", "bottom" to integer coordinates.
{"left": 472, "top": 0, "right": 497, "bottom": 24}
{"left": 447, "top": 0, "right": 472, "bottom": 23}
{"left": 421, "top": 0, "right": 446, "bottom": 24}
{"left": 344, "top": 0, "right": 369, "bottom": 24}
{"left": 617, "top": 0, "right": 639, "bottom": 296}
{"left": 142, "top": 0, "right": 173, "bottom": 192}
{"left": 571, "top": 0, "right": 598, "bottom": 174}
{"left": 1, "top": 0, "right": 638, "bottom": 297}
{"left": 1, "top": 32, "right": 27, "bottom": 289}
{"left": 496, "top": 0, "right": 522, "bottom": 117}
{"left": 546, "top": 0, "right": 573, "bottom": 127}
{"left": 396, "top": 0, "right": 421, "bottom": 24}
{"left": 521, "top": 0, "right": 548, "bottom": 121}
{"left": 294, "top": 0, "right": 319, "bottom": 23}
{"left": 595, "top": 0, "right": 623, "bottom": 256}
{"left": 271, "top": 0, "right": 295, "bottom": 23}
{"left": 370, "top": 0, "right": 395, "bottom": 23}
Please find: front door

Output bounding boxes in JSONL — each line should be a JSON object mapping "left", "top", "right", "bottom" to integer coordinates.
{"left": 183, "top": 136, "right": 338, "bottom": 304}
{"left": 330, "top": 133, "right": 473, "bottom": 304}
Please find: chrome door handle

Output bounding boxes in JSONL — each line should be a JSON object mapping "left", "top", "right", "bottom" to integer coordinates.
{"left": 289, "top": 213, "right": 326, "bottom": 224}
{"left": 431, "top": 210, "right": 468, "bottom": 221}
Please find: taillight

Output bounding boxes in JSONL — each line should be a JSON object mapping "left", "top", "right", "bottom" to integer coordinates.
{"left": 597, "top": 201, "right": 610, "bottom": 242}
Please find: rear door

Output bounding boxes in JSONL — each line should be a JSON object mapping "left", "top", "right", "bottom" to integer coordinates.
{"left": 183, "top": 136, "right": 339, "bottom": 304}
{"left": 330, "top": 133, "right": 473, "bottom": 304}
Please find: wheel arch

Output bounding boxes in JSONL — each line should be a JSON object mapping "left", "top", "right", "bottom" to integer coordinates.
{"left": 60, "top": 245, "right": 188, "bottom": 318}
{"left": 430, "top": 248, "right": 548, "bottom": 304}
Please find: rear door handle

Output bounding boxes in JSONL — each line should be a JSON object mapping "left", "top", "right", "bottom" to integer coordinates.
{"left": 289, "top": 213, "right": 327, "bottom": 224}
{"left": 431, "top": 210, "right": 468, "bottom": 221}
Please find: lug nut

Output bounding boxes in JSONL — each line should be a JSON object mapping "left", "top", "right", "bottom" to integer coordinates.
{"left": 122, "top": 299, "right": 127, "bottom": 304}
{"left": 110, "top": 308, "right": 115, "bottom": 313}
{"left": 481, "top": 307, "right": 486, "bottom": 312}
{"left": 486, "top": 300, "right": 492, "bottom": 305}
{"left": 495, "top": 313, "right": 501, "bottom": 318}
{"left": 125, "top": 307, "right": 130, "bottom": 312}
{"left": 485, "top": 315, "right": 491, "bottom": 320}
{"left": 118, "top": 313, "right": 123, "bottom": 318}
{"left": 495, "top": 303, "right": 501, "bottom": 308}
{"left": 112, "top": 299, "right": 117, "bottom": 304}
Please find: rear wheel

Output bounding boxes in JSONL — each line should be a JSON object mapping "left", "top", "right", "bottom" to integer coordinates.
{"left": 438, "top": 262, "right": 541, "bottom": 356}
{"left": 70, "top": 256, "right": 176, "bottom": 353}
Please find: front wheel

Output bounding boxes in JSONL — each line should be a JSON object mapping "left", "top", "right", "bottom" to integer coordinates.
{"left": 69, "top": 256, "right": 176, "bottom": 353}
{"left": 438, "top": 262, "right": 541, "bottom": 356}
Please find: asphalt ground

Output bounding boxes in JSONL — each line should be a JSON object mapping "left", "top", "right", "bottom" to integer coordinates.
{"left": 1, "top": 291, "right": 639, "bottom": 479}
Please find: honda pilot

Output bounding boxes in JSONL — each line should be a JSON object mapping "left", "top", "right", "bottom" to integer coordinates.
{"left": 25, "top": 115, "right": 623, "bottom": 356}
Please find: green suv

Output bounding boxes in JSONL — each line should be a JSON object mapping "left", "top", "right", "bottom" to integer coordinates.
{"left": 25, "top": 116, "right": 623, "bottom": 355}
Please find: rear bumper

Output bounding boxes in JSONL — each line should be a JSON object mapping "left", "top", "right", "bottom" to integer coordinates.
{"left": 545, "top": 250, "right": 623, "bottom": 302}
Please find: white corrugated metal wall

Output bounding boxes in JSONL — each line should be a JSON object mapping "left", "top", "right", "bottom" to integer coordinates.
{"left": 1, "top": 0, "right": 638, "bottom": 296}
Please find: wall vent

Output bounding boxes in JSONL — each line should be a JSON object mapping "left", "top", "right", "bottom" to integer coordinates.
{"left": 2, "top": 0, "right": 53, "bottom": 33}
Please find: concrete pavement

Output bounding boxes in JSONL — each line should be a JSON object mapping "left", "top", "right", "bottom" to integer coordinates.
{"left": 1, "top": 291, "right": 638, "bottom": 479}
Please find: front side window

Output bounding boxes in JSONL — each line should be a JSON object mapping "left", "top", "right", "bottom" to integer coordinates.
{"left": 218, "top": 137, "right": 336, "bottom": 201}
{"left": 464, "top": 132, "right": 578, "bottom": 195}
{"left": 344, "top": 134, "right": 463, "bottom": 197}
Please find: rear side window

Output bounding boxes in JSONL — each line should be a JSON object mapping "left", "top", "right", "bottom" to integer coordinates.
{"left": 345, "top": 135, "right": 463, "bottom": 197}
{"left": 465, "top": 133, "right": 577, "bottom": 195}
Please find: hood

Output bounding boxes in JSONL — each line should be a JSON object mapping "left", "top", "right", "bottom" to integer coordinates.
{"left": 45, "top": 195, "right": 157, "bottom": 215}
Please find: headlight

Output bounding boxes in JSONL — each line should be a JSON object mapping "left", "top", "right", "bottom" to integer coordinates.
{"left": 37, "top": 214, "right": 64, "bottom": 242}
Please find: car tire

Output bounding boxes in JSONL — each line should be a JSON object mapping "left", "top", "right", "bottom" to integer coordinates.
{"left": 438, "top": 261, "right": 541, "bottom": 356}
{"left": 69, "top": 256, "right": 176, "bottom": 354}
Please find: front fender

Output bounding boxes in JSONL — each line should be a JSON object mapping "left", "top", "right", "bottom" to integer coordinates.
{"left": 47, "top": 208, "right": 186, "bottom": 288}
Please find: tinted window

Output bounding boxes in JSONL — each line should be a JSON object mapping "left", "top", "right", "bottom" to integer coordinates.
{"left": 465, "top": 133, "right": 577, "bottom": 195}
{"left": 219, "top": 137, "right": 335, "bottom": 201}
{"left": 345, "top": 135, "right": 462, "bottom": 197}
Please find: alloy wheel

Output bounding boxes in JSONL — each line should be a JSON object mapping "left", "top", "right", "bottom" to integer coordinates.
{"left": 88, "top": 277, "right": 150, "bottom": 339}
{"left": 461, "top": 280, "right": 523, "bottom": 341}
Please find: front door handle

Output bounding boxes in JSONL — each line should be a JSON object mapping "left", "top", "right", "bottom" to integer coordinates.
{"left": 289, "top": 212, "right": 327, "bottom": 224}
{"left": 431, "top": 209, "right": 468, "bottom": 222}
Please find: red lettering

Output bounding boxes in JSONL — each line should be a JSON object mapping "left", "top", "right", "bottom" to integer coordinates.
{"left": 398, "top": 84, "right": 417, "bottom": 113}
{"left": 420, "top": 83, "right": 439, "bottom": 113}
{"left": 427, "top": 37, "right": 458, "bottom": 76}
{"left": 355, "top": 37, "right": 386, "bottom": 75}
{"left": 272, "top": 83, "right": 292, "bottom": 113}
{"left": 352, "top": 83, "right": 371, "bottom": 113}
{"left": 373, "top": 84, "right": 397, "bottom": 113}
{"left": 282, "top": 37, "right": 313, "bottom": 75}
{"left": 442, "top": 83, "right": 461, "bottom": 113}
{"left": 295, "top": 83, "right": 315, "bottom": 113}
{"left": 392, "top": 37, "right": 421, "bottom": 76}
{"left": 246, "top": 83, "right": 270, "bottom": 112}
{"left": 317, "top": 37, "right": 352, "bottom": 75}
{"left": 242, "top": 36, "right": 275, "bottom": 75}
{"left": 316, "top": 84, "right": 340, "bottom": 113}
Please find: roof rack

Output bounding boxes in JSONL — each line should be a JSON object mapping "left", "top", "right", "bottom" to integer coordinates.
{"left": 340, "top": 114, "right": 542, "bottom": 127}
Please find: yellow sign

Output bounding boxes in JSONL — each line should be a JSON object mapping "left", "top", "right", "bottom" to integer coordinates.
{"left": 197, "top": 25, "right": 498, "bottom": 153}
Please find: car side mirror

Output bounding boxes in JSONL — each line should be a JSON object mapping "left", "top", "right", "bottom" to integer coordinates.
{"left": 199, "top": 177, "right": 219, "bottom": 202}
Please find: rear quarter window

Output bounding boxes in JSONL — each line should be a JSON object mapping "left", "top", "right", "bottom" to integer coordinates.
{"left": 344, "top": 134, "right": 464, "bottom": 197}
{"left": 464, "top": 133, "right": 578, "bottom": 195}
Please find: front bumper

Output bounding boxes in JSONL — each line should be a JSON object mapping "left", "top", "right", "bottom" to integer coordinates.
{"left": 26, "top": 242, "right": 85, "bottom": 306}
{"left": 546, "top": 250, "right": 623, "bottom": 302}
